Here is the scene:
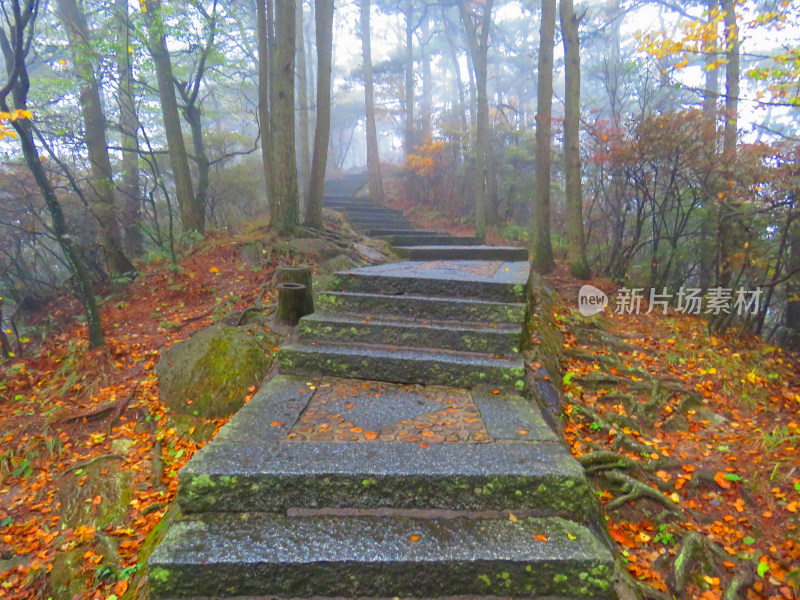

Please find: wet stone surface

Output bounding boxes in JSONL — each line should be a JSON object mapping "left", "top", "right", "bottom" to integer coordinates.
{"left": 287, "top": 378, "right": 490, "bottom": 443}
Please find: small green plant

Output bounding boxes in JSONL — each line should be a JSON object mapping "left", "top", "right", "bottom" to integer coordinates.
{"left": 653, "top": 524, "right": 676, "bottom": 546}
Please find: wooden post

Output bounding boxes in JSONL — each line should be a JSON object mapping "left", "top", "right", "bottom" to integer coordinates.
{"left": 277, "top": 283, "right": 307, "bottom": 326}
{"left": 277, "top": 265, "right": 314, "bottom": 316}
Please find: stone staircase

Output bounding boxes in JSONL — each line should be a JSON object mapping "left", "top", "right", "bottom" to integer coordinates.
{"left": 148, "top": 176, "right": 616, "bottom": 599}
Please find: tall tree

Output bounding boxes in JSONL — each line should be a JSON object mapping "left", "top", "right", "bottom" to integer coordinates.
{"left": 717, "top": 0, "right": 739, "bottom": 288}
{"left": 115, "top": 0, "right": 143, "bottom": 256}
{"left": 143, "top": 0, "right": 202, "bottom": 233}
{"left": 271, "top": 0, "right": 301, "bottom": 232}
{"left": 560, "top": 0, "right": 590, "bottom": 279}
{"left": 459, "top": 0, "right": 494, "bottom": 240}
{"left": 296, "top": 0, "right": 311, "bottom": 201}
{"left": 0, "top": 0, "right": 105, "bottom": 347}
{"left": 305, "top": 0, "right": 335, "bottom": 229}
{"left": 360, "top": 0, "right": 385, "bottom": 204}
{"left": 532, "top": 0, "right": 556, "bottom": 272}
{"left": 174, "top": 0, "right": 219, "bottom": 239}
{"left": 56, "top": 0, "right": 135, "bottom": 276}
{"left": 404, "top": 0, "right": 415, "bottom": 157}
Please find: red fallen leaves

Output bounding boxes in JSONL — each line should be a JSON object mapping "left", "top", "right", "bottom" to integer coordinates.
{"left": 551, "top": 269, "right": 800, "bottom": 600}
{"left": 0, "top": 228, "right": 285, "bottom": 600}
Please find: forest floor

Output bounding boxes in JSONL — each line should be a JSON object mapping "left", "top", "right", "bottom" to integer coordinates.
{"left": 0, "top": 216, "right": 798, "bottom": 600}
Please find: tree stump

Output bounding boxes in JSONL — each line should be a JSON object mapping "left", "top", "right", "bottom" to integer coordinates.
{"left": 277, "top": 283, "right": 307, "bottom": 326}
{"left": 277, "top": 265, "right": 314, "bottom": 316}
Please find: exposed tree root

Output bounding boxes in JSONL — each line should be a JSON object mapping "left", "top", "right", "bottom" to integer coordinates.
{"left": 602, "top": 470, "right": 684, "bottom": 515}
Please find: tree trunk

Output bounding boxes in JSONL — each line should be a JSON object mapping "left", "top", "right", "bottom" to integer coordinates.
{"left": 57, "top": 0, "right": 135, "bottom": 277}
{"left": 404, "top": 0, "right": 415, "bottom": 157}
{"left": 256, "top": 0, "right": 273, "bottom": 200}
{"left": 459, "top": 0, "right": 494, "bottom": 240}
{"left": 444, "top": 23, "right": 468, "bottom": 148}
{"left": 0, "top": 8, "right": 105, "bottom": 347}
{"left": 532, "top": 0, "right": 556, "bottom": 272}
{"left": 560, "top": 0, "right": 590, "bottom": 279}
{"left": 115, "top": 0, "right": 143, "bottom": 257}
{"left": 268, "top": 0, "right": 301, "bottom": 233}
{"left": 717, "top": 0, "right": 739, "bottom": 288}
{"left": 296, "top": 0, "right": 311, "bottom": 204}
{"left": 361, "top": 0, "right": 385, "bottom": 204}
{"left": 143, "top": 0, "right": 201, "bottom": 233}
{"left": 305, "top": 0, "right": 334, "bottom": 229}
{"left": 787, "top": 212, "right": 800, "bottom": 332}
{"left": 420, "top": 14, "right": 432, "bottom": 140}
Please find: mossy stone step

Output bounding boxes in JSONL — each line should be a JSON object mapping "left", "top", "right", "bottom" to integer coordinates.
{"left": 278, "top": 342, "right": 526, "bottom": 390}
{"left": 331, "top": 261, "right": 529, "bottom": 303}
{"left": 148, "top": 513, "right": 615, "bottom": 599}
{"left": 178, "top": 439, "right": 588, "bottom": 514}
{"left": 383, "top": 235, "right": 484, "bottom": 246}
{"left": 394, "top": 245, "right": 530, "bottom": 261}
{"left": 298, "top": 312, "right": 523, "bottom": 355}
{"left": 365, "top": 228, "right": 442, "bottom": 236}
{"left": 316, "top": 291, "right": 526, "bottom": 324}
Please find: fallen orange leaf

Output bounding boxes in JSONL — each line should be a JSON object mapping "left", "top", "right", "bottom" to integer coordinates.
{"left": 714, "top": 471, "right": 731, "bottom": 489}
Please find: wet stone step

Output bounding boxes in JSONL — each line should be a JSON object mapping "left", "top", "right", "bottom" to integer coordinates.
{"left": 177, "top": 374, "right": 579, "bottom": 515}
{"left": 178, "top": 440, "right": 587, "bottom": 514}
{"left": 278, "top": 342, "right": 526, "bottom": 390}
{"left": 315, "top": 291, "right": 526, "bottom": 324}
{"left": 331, "top": 261, "right": 530, "bottom": 303}
{"left": 394, "top": 245, "right": 530, "bottom": 262}
{"left": 148, "top": 513, "right": 615, "bottom": 599}
{"left": 384, "top": 235, "right": 484, "bottom": 246}
{"left": 298, "top": 312, "right": 523, "bottom": 355}
{"left": 365, "top": 228, "right": 442, "bottom": 236}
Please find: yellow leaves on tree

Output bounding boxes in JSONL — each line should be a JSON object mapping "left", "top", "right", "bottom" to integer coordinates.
{"left": 0, "top": 109, "right": 34, "bottom": 140}
{"left": 405, "top": 136, "right": 446, "bottom": 178}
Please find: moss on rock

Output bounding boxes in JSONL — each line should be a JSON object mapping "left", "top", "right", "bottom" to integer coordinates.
{"left": 157, "top": 324, "right": 272, "bottom": 419}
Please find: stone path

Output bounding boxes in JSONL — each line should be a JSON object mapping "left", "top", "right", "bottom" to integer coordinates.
{"left": 148, "top": 176, "right": 616, "bottom": 599}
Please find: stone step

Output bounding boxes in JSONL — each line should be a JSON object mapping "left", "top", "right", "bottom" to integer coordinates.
{"left": 148, "top": 513, "right": 615, "bottom": 599}
{"left": 176, "top": 375, "right": 580, "bottom": 514}
{"left": 298, "top": 312, "right": 523, "bottom": 355}
{"left": 331, "top": 261, "right": 529, "bottom": 303}
{"left": 278, "top": 342, "right": 526, "bottom": 390}
{"left": 316, "top": 291, "right": 526, "bottom": 324}
{"left": 395, "top": 245, "right": 530, "bottom": 261}
{"left": 323, "top": 196, "right": 374, "bottom": 205}
{"left": 384, "top": 235, "right": 484, "bottom": 246}
{"left": 348, "top": 217, "right": 415, "bottom": 226}
{"left": 324, "top": 205, "right": 404, "bottom": 217}
{"left": 364, "top": 228, "right": 441, "bottom": 236}
{"left": 178, "top": 441, "right": 585, "bottom": 514}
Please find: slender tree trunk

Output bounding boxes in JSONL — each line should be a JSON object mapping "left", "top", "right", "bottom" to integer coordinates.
{"left": 0, "top": 9, "right": 105, "bottom": 347}
{"left": 115, "top": 0, "right": 143, "bottom": 257}
{"left": 560, "top": 0, "right": 590, "bottom": 279}
{"left": 420, "top": 14, "right": 432, "bottom": 139}
{"left": 532, "top": 0, "right": 556, "bottom": 272}
{"left": 296, "top": 0, "right": 311, "bottom": 203}
{"left": 459, "top": 0, "right": 494, "bottom": 239}
{"left": 182, "top": 104, "right": 210, "bottom": 226}
{"left": 717, "top": 0, "right": 739, "bottom": 288}
{"left": 143, "top": 0, "right": 201, "bottom": 233}
{"left": 269, "top": 0, "right": 301, "bottom": 232}
{"left": 361, "top": 0, "right": 385, "bottom": 204}
{"left": 305, "top": 0, "right": 334, "bottom": 229}
{"left": 444, "top": 24, "right": 467, "bottom": 146}
{"left": 257, "top": 0, "right": 273, "bottom": 197}
{"left": 787, "top": 210, "right": 800, "bottom": 332}
{"left": 57, "top": 0, "right": 135, "bottom": 276}
{"left": 699, "top": 0, "right": 720, "bottom": 290}
{"left": 404, "top": 0, "right": 415, "bottom": 157}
